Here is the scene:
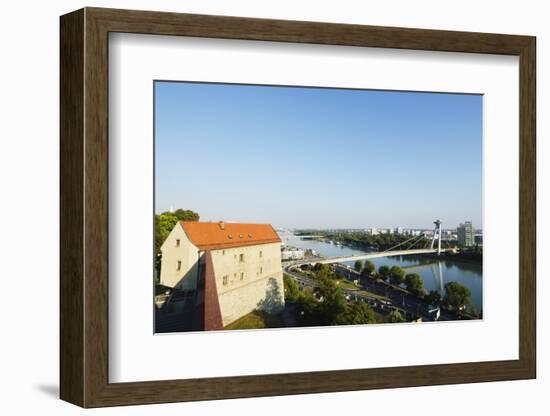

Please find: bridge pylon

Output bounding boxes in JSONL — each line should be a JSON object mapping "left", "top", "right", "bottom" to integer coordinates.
{"left": 430, "top": 220, "right": 442, "bottom": 255}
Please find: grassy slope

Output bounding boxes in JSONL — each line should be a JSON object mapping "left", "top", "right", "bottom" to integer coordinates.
{"left": 224, "top": 310, "right": 284, "bottom": 330}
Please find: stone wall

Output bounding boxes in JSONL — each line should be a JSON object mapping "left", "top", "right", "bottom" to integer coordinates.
{"left": 211, "top": 242, "right": 285, "bottom": 326}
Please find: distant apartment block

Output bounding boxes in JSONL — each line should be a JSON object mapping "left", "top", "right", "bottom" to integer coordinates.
{"left": 457, "top": 221, "right": 475, "bottom": 247}
{"left": 160, "top": 221, "right": 285, "bottom": 327}
{"left": 474, "top": 232, "right": 483, "bottom": 245}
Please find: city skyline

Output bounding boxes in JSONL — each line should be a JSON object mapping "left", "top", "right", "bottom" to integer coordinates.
{"left": 155, "top": 81, "right": 482, "bottom": 230}
{"left": 281, "top": 225, "right": 482, "bottom": 231}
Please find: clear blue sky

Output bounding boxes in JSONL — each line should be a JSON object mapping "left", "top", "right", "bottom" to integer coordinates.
{"left": 155, "top": 81, "right": 482, "bottom": 230}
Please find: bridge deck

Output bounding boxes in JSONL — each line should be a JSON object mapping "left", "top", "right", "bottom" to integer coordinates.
{"left": 298, "top": 248, "right": 452, "bottom": 266}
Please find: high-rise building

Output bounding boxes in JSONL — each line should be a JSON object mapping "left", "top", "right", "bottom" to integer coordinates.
{"left": 457, "top": 221, "right": 475, "bottom": 247}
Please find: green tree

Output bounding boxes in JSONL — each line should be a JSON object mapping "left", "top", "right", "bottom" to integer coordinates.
{"left": 155, "top": 213, "right": 177, "bottom": 250}
{"left": 378, "top": 265, "right": 391, "bottom": 282}
{"left": 389, "top": 266, "right": 405, "bottom": 286}
{"left": 315, "top": 277, "right": 347, "bottom": 324}
{"left": 283, "top": 275, "right": 300, "bottom": 302}
{"left": 313, "top": 263, "right": 335, "bottom": 280}
{"left": 171, "top": 208, "right": 200, "bottom": 222}
{"left": 388, "top": 309, "right": 406, "bottom": 323}
{"left": 313, "top": 230, "right": 434, "bottom": 253}
{"left": 426, "top": 290, "right": 442, "bottom": 306}
{"left": 362, "top": 260, "right": 375, "bottom": 277}
{"left": 334, "top": 301, "right": 376, "bottom": 325}
{"left": 405, "top": 273, "right": 424, "bottom": 294}
{"left": 293, "top": 276, "right": 378, "bottom": 327}
{"left": 295, "top": 291, "right": 320, "bottom": 326}
{"left": 354, "top": 259, "right": 364, "bottom": 272}
{"left": 443, "top": 281, "right": 472, "bottom": 311}
{"left": 470, "top": 303, "right": 479, "bottom": 318}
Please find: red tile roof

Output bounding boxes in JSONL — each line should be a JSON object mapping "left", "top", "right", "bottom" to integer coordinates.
{"left": 180, "top": 221, "right": 281, "bottom": 251}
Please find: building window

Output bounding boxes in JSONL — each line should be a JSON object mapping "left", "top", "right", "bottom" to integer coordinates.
{"left": 260, "top": 267, "right": 263, "bottom": 275}
{"left": 222, "top": 275, "right": 229, "bottom": 286}
{"left": 240, "top": 272, "right": 244, "bottom": 280}
{"left": 176, "top": 260, "right": 181, "bottom": 271}
{"left": 175, "top": 239, "right": 180, "bottom": 247}
{"left": 259, "top": 250, "right": 263, "bottom": 258}
{"left": 239, "top": 253, "right": 245, "bottom": 263}
{"left": 222, "top": 250, "right": 225, "bottom": 255}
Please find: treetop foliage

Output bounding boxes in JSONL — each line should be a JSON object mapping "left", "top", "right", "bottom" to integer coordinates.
{"left": 405, "top": 273, "right": 424, "bottom": 294}
{"left": 289, "top": 267, "right": 377, "bottom": 327}
{"left": 443, "top": 281, "right": 472, "bottom": 311}
{"left": 389, "top": 266, "right": 405, "bottom": 285}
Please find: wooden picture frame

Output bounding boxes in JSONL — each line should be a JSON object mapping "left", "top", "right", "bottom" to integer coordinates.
{"left": 60, "top": 7, "right": 536, "bottom": 408}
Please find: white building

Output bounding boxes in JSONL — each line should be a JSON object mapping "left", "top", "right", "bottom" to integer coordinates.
{"left": 281, "top": 248, "right": 305, "bottom": 260}
{"left": 160, "top": 221, "right": 285, "bottom": 328}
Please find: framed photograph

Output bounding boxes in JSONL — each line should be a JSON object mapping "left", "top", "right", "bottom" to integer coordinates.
{"left": 60, "top": 7, "right": 536, "bottom": 408}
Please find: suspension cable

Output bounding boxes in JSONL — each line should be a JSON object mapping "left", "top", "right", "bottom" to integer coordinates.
{"left": 382, "top": 234, "right": 424, "bottom": 253}
{"left": 407, "top": 235, "right": 426, "bottom": 250}
{"left": 405, "top": 234, "right": 426, "bottom": 250}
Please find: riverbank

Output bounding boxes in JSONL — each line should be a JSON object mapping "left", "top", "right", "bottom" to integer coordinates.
{"left": 424, "top": 252, "right": 482, "bottom": 265}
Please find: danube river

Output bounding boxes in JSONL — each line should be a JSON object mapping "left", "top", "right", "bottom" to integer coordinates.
{"left": 280, "top": 231, "right": 483, "bottom": 313}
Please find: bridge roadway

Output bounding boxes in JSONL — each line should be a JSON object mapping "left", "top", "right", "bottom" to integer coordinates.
{"left": 292, "top": 248, "right": 453, "bottom": 267}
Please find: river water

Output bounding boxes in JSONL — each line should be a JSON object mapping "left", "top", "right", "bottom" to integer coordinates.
{"left": 280, "top": 231, "right": 483, "bottom": 313}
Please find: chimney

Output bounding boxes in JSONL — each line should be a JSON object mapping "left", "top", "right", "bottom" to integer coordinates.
{"left": 219, "top": 221, "right": 225, "bottom": 230}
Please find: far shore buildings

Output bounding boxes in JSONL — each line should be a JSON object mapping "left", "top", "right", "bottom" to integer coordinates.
{"left": 160, "top": 221, "right": 285, "bottom": 328}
